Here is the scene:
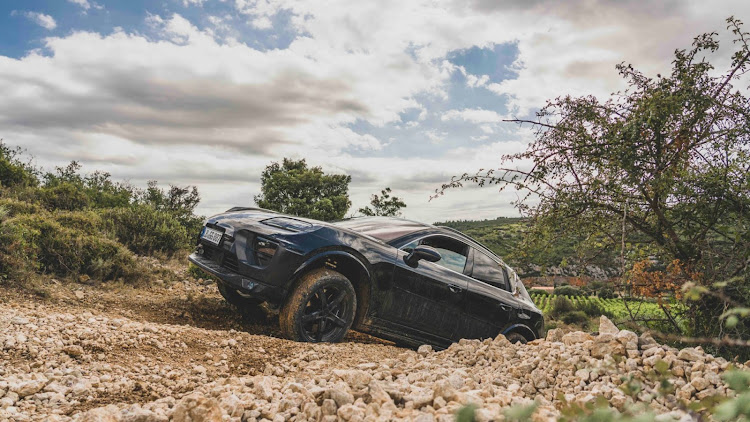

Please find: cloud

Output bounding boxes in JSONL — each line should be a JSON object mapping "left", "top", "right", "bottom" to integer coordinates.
{"left": 441, "top": 108, "right": 507, "bottom": 124}
{"left": 68, "top": 0, "right": 90, "bottom": 10}
{"left": 182, "top": 0, "right": 206, "bottom": 7}
{"left": 67, "top": 0, "right": 103, "bottom": 12}
{"left": 14, "top": 11, "right": 57, "bottom": 30}
{"left": 2, "top": 1, "right": 750, "bottom": 224}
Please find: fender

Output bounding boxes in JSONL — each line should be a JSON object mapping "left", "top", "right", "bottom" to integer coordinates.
{"left": 502, "top": 323, "right": 537, "bottom": 341}
{"left": 292, "top": 249, "right": 371, "bottom": 284}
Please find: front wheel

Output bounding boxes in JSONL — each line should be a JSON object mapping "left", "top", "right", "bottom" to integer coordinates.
{"left": 505, "top": 332, "right": 528, "bottom": 344}
{"left": 280, "top": 269, "right": 356, "bottom": 343}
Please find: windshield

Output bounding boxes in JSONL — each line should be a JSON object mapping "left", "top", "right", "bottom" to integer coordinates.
{"left": 333, "top": 217, "right": 429, "bottom": 243}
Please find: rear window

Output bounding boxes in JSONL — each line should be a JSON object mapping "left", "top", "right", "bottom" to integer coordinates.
{"left": 471, "top": 249, "right": 510, "bottom": 291}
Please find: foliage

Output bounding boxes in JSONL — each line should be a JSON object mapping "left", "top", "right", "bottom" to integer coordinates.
{"left": 37, "top": 161, "right": 135, "bottom": 210}
{"left": 100, "top": 206, "right": 192, "bottom": 256}
{"left": 437, "top": 18, "right": 750, "bottom": 356}
{"left": 529, "top": 288, "right": 550, "bottom": 296}
{"left": 0, "top": 142, "right": 204, "bottom": 284}
{"left": 561, "top": 311, "right": 589, "bottom": 325}
{"left": 576, "top": 300, "right": 612, "bottom": 318}
{"left": 714, "top": 370, "right": 750, "bottom": 420}
{"left": 434, "top": 216, "right": 615, "bottom": 276}
{"left": 554, "top": 285, "right": 584, "bottom": 296}
{"left": 0, "top": 211, "right": 140, "bottom": 281}
{"left": 532, "top": 293, "right": 685, "bottom": 332}
{"left": 0, "top": 142, "right": 38, "bottom": 189}
{"left": 455, "top": 403, "right": 478, "bottom": 422}
{"left": 358, "top": 187, "right": 407, "bottom": 217}
{"left": 255, "top": 158, "right": 351, "bottom": 221}
{"left": 550, "top": 296, "right": 575, "bottom": 317}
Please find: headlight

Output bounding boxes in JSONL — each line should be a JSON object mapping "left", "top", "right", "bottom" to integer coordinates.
{"left": 254, "top": 236, "right": 278, "bottom": 266}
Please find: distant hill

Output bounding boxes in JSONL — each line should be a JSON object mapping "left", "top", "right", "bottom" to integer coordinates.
{"left": 433, "top": 217, "right": 527, "bottom": 264}
{"left": 434, "top": 217, "right": 619, "bottom": 282}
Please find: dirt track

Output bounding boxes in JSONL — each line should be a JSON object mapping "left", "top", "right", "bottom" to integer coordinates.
{"left": 0, "top": 273, "right": 743, "bottom": 421}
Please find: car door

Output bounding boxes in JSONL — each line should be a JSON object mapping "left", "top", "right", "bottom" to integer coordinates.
{"left": 460, "top": 248, "right": 516, "bottom": 340}
{"left": 382, "top": 235, "right": 470, "bottom": 342}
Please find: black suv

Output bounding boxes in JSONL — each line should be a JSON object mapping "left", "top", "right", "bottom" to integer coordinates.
{"left": 188, "top": 208, "right": 543, "bottom": 348}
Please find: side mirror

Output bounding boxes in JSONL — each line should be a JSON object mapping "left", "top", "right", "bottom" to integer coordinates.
{"left": 405, "top": 245, "right": 441, "bottom": 267}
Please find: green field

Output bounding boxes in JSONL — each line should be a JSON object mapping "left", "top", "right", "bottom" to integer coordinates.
{"left": 530, "top": 293, "right": 685, "bottom": 328}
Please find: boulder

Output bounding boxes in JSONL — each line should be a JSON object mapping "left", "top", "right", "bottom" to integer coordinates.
{"left": 562, "top": 332, "right": 594, "bottom": 345}
{"left": 171, "top": 394, "right": 223, "bottom": 422}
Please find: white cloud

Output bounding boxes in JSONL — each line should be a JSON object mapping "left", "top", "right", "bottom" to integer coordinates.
{"left": 3, "top": 1, "right": 750, "bottom": 223}
{"left": 67, "top": 0, "right": 103, "bottom": 12}
{"left": 182, "top": 0, "right": 207, "bottom": 7}
{"left": 251, "top": 16, "right": 272, "bottom": 29}
{"left": 442, "top": 108, "right": 507, "bottom": 124}
{"left": 16, "top": 11, "right": 57, "bottom": 30}
{"left": 68, "top": 0, "right": 90, "bottom": 10}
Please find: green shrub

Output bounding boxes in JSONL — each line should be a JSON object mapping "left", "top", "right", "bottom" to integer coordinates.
{"left": 0, "top": 198, "right": 42, "bottom": 218}
{"left": 550, "top": 296, "right": 575, "bottom": 317}
{"left": 553, "top": 285, "right": 584, "bottom": 297}
{"left": 0, "top": 143, "right": 38, "bottom": 189}
{"left": 561, "top": 311, "right": 588, "bottom": 325}
{"left": 37, "top": 182, "right": 91, "bottom": 211}
{"left": 578, "top": 300, "right": 614, "bottom": 318}
{"left": 529, "top": 289, "right": 550, "bottom": 296}
{"left": 597, "top": 286, "right": 617, "bottom": 299}
{"left": 1, "top": 214, "right": 139, "bottom": 281}
{"left": 53, "top": 210, "right": 104, "bottom": 235}
{"left": 99, "top": 205, "right": 191, "bottom": 256}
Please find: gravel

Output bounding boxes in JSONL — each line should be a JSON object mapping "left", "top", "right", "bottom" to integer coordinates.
{"left": 0, "top": 293, "right": 744, "bottom": 421}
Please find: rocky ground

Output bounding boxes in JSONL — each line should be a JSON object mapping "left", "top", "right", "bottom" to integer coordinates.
{"left": 0, "top": 275, "right": 746, "bottom": 422}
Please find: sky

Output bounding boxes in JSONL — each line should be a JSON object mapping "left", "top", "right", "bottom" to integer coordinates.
{"left": 0, "top": 0, "right": 748, "bottom": 223}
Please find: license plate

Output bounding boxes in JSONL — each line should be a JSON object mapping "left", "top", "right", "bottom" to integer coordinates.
{"left": 201, "top": 227, "right": 223, "bottom": 245}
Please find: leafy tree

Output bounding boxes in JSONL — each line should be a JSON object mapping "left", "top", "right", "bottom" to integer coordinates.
{"left": 0, "top": 142, "right": 38, "bottom": 189}
{"left": 358, "top": 187, "right": 406, "bottom": 217}
{"left": 139, "top": 180, "right": 200, "bottom": 220}
{"left": 437, "top": 18, "right": 750, "bottom": 352}
{"left": 255, "top": 158, "right": 351, "bottom": 221}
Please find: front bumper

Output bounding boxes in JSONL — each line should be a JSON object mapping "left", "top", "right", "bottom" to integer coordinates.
{"left": 188, "top": 252, "right": 284, "bottom": 303}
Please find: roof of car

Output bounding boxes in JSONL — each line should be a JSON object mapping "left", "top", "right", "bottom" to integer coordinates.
{"left": 332, "top": 216, "right": 434, "bottom": 242}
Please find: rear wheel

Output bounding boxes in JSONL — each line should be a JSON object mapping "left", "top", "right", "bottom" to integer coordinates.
{"left": 280, "top": 269, "right": 356, "bottom": 343}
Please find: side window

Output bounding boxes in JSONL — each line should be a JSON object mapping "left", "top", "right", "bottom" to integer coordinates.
{"left": 400, "top": 236, "right": 469, "bottom": 273}
{"left": 471, "top": 249, "right": 509, "bottom": 291}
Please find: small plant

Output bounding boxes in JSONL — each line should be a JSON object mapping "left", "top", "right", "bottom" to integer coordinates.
{"left": 553, "top": 285, "right": 584, "bottom": 297}
{"left": 550, "top": 296, "right": 575, "bottom": 317}
{"left": 528, "top": 288, "right": 550, "bottom": 296}
{"left": 561, "top": 311, "right": 588, "bottom": 325}
{"left": 578, "top": 300, "right": 613, "bottom": 318}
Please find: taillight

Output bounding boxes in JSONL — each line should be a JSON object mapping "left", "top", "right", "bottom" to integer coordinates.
{"left": 254, "top": 236, "right": 278, "bottom": 266}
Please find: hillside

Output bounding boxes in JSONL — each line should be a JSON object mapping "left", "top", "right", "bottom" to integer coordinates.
{"left": 434, "top": 217, "right": 619, "bottom": 282}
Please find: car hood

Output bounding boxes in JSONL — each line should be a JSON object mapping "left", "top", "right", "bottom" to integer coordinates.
{"left": 205, "top": 208, "right": 323, "bottom": 237}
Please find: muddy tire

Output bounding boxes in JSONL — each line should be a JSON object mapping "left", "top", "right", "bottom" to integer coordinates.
{"left": 280, "top": 269, "right": 356, "bottom": 343}
{"left": 505, "top": 332, "right": 528, "bottom": 344}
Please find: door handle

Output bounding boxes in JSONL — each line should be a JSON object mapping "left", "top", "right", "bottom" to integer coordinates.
{"left": 500, "top": 304, "right": 512, "bottom": 311}
{"left": 448, "top": 285, "right": 463, "bottom": 293}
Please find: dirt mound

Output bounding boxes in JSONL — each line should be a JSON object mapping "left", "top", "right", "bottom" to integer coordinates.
{"left": 0, "top": 279, "right": 744, "bottom": 421}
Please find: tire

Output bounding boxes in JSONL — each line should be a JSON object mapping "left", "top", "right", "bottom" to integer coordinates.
{"left": 505, "top": 332, "right": 528, "bottom": 344}
{"left": 280, "top": 269, "right": 356, "bottom": 343}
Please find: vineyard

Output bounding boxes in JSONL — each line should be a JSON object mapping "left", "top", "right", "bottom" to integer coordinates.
{"left": 530, "top": 293, "right": 685, "bottom": 325}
